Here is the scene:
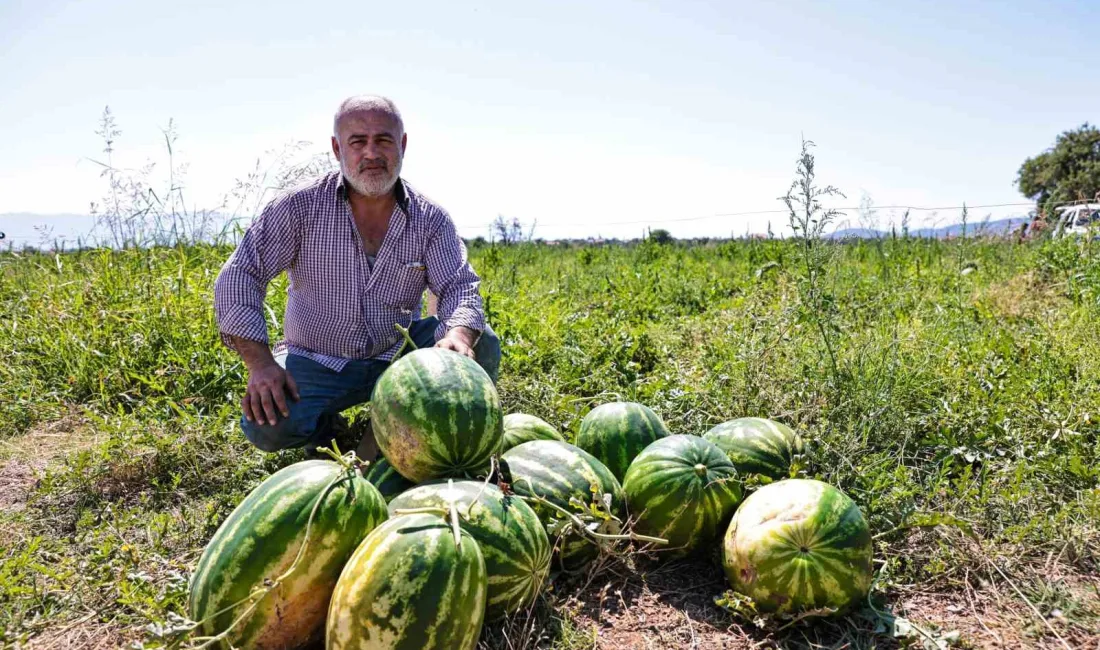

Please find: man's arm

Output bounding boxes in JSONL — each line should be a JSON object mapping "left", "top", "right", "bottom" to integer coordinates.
{"left": 423, "top": 212, "right": 486, "bottom": 359}
{"left": 213, "top": 193, "right": 300, "bottom": 424}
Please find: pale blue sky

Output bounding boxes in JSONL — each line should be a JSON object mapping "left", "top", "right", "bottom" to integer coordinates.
{"left": 1, "top": 0, "right": 1097, "bottom": 242}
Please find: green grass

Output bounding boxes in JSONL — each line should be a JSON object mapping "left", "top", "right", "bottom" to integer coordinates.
{"left": 1, "top": 234, "right": 1098, "bottom": 647}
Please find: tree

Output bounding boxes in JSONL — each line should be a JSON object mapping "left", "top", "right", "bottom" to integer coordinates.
{"left": 490, "top": 215, "right": 535, "bottom": 244}
{"left": 647, "top": 228, "right": 673, "bottom": 244}
{"left": 1017, "top": 123, "right": 1100, "bottom": 209}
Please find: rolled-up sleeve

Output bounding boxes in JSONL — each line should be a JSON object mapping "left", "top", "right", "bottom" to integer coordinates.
{"left": 213, "top": 193, "right": 300, "bottom": 350}
{"left": 424, "top": 210, "right": 486, "bottom": 341}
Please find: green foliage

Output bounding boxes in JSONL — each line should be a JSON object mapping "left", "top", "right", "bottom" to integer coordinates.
{"left": 1017, "top": 123, "right": 1100, "bottom": 209}
{"left": 647, "top": 228, "right": 673, "bottom": 245}
{"left": 2, "top": 233, "right": 1099, "bottom": 645}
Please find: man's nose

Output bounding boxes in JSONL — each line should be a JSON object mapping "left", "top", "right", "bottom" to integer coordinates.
{"left": 364, "top": 140, "right": 385, "bottom": 160}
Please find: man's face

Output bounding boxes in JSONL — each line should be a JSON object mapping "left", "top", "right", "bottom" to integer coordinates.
{"left": 332, "top": 109, "right": 406, "bottom": 198}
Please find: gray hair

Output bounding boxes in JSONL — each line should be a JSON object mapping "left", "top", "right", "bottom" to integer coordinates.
{"left": 333, "top": 95, "right": 404, "bottom": 137}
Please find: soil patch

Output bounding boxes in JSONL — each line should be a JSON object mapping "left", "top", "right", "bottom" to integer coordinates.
{"left": 0, "top": 410, "right": 95, "bottom": 514}
{"left": 21, "top": 614, "right": 131, "bottom": 650}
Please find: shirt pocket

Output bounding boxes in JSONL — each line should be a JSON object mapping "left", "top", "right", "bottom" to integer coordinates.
{"left": 379, "top": 259, "right": 428, "bottom": 311}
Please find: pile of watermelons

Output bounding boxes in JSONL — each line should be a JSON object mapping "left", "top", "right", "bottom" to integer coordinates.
{"left": 185, "top": 348, "right": 873, "bottom": 649}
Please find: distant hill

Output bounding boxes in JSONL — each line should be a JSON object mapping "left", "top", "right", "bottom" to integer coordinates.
{"left": 828, "top": 216, "right": 1031, "bottom": 239}
{"left": 0, "top": 213, "right": 99, "bottom": 246}
{"left": 0, "top": 212, "right": 244, "bottom": 249}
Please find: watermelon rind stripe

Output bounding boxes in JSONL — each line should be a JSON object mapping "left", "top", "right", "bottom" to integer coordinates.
{"left": 501, "top": 413, "right": 565, "bottom": 452}
{"left": 623, "top": 435, "right": 742, "bottom": 557}
{"left": 364, "top": 457, "right": 416, "bottom": 503}
{"left": 388, "top": 480, "right": 551, "bottom": 619}
{"left": 371, "top": 348, "right": 503, "bottom": 482}
{"left": 721, "top": 478, "right": 872, "bottom": 614}
{"left": 326, "top": 513, "right": 487, "bottom": 650}
{"left": 501, "top": 440, "right": 625, "bottom": 569}
{"left": 575, "top": 402, "right": 671, "bottom": 481}
{"left": 188, "top": 460, "right": 388, "bottom": 649}
{"left": 703, "top": 417, "right": 804, "bottom": 480}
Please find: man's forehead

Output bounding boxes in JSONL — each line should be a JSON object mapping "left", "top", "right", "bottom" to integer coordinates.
{"left": 336, "top": 109, "right": 401, "bottom": 135}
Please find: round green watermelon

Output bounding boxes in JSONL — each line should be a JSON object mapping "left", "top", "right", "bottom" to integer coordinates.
{"left": 364, "top": 456, "right": 416, "bottom": 503}
{"left": 327, "top": 512, "right": 487, "bottom": 650}
{"left": 388, "top": 479, "right": 551, "bottom": 619}
{"left": 575, "top": 402, "right": 671, "bottom": 481}
{"left": 188, "top": 460, "right": 388, "bottom": 649}
{"left": 622, "top": 435, "right": 742, "bottom": 557}
{"left": 703, "top": 417, "right": 804, "bottom": 480}
{"left": 371, "top": 348, "right": 503, "bottom": 482}
{"left": 501, "top": 413, "right": 565, "bottom": 452}
{"left": 722, "top": 479, "right": 872, "bottom": 614}
{"left": 501, "top": 440, "right": 625, "bottom": 569}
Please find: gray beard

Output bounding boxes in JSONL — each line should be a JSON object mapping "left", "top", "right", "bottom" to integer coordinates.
{"left": 342, "top": 158, "right": 402, "bottom": 198}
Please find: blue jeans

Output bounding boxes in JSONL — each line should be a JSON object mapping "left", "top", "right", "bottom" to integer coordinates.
{"left": 241, "top": 317, "right": 501, "bottom": 452}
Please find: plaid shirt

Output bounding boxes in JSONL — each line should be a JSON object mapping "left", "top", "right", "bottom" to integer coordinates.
{"left": 213, "top": 172, "right": 485, "bottom": 371}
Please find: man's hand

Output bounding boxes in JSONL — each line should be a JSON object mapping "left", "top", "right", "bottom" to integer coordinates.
{"left": 435, "top": 326, "right": 478, "bottom": 360}
{"left": 229, "top": 336, "right": 300, "bottom": 426}
{"left": 244, "top": 362, "right": 300, "bottom": 426}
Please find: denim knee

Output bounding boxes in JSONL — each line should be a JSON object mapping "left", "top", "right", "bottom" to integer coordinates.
{"left": 241, "top": 414, "right": 305, "bottom": 452}
{"left": 475, "top": 324, "right": 502, "bottom": 384}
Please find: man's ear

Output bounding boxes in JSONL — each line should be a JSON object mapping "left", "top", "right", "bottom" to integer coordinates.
{"left": 401, "top": 132, "right": 408, "bottom": 155}
{"left": 331, "top": 135, "right": 340, "bottom": 160}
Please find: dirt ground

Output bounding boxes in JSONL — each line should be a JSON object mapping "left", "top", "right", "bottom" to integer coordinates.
{"left": 560, "top": 556, "right": 1097, "bottom": 650}
{"left": 0, "top": 412, "right": 95, "bottom": 516}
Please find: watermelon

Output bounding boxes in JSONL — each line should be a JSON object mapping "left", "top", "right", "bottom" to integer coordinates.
{"left": 575, "top": 402, "right": 670, "bottom": 481}
{"left": 501, "top": 440, "right": 625, "bottom": 569}
{"left": 703, "top": 417, "right": 804, "bottom": 481}
{"left": 188, "top": 460, "right": 388, "bottom": 649}
{"left": 371, "top": 348, "right": 503, "bottom": 482}
{"left": 622, "top": 435, "right": 742, "bottom": 557}
{"left": 326, "top": 512, "right": 487, "bottom": 650}
{"left": 364, "top": 456, "right": 416, "bottom": 502}
{"left": 388, "top": 480, "right": 551, "bottom": 619}
{"left": 722, "top": 479, "right": 872, "bottom": 614}
{"left": 501, "top": 413, "right": 565, "bottom": 452}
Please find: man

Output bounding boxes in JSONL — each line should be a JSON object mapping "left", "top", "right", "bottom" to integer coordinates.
{"left": 214, "top": 95, "right": 499, "bottom": 459}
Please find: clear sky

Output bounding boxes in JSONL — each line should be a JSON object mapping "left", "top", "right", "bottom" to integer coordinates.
{"left": 1, "top": 0, "right": 1097, "bottom": 242}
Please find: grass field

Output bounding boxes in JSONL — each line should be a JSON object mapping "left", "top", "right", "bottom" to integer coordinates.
{"left": 2, "top": 232, "right": 1099, "bottom": 648}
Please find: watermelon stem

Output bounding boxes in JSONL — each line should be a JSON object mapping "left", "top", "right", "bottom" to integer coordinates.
{"left": 511, "top": 477, "right": 668, "bottom": 546}
{"left": 393, "top": 323, "right": 418, "bottom": 357}
{"left": 448, "top": 500, "right": 462, "bottom": 548}
{"left": 392, "top": 506, "right": 451, "bottom": 517}
{"left": 466, "top": 456, "right": 498, "bottom": 519}
{"left": 313, "top": 439, "right": 359, "bottom": 471}
{"left": 390, "top": 484, "right": 466, "bottom": 548}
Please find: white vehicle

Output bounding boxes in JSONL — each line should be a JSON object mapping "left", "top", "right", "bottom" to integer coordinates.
{"left": 1052, "top": 202, "right": 1100, "bottom": 238}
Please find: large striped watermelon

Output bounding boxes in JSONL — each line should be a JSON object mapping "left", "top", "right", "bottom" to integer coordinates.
{"left": 327, "top": 512, "right": 487, "bottom": 650}
{"left": 703, "top": 417, "right": 804, "bottom": 481}
{"left": 371, "top": 348, "right": 503, "bottom": 482}
{"left": 501, "top": 440, "right": 625, "bottom": 569}
{"left": 188, "top": 460, "right": 388, "bottom": 649}
{"left": 576, "top": 402, "right": 670, "bottom": 481}
{"left": 501, "top": 413, "right": 565, "bottom": 452}
{"left": 722, "top": 479, "right": 872, "bottom": 614}
{"left": 364, "top": 456, "right": 416, "bottom": 503}
{"left": 622, "top": 435, "right": 742, "bottom": 557}
{"left": 388, "top": 480, "right": 551, "bottom": 619}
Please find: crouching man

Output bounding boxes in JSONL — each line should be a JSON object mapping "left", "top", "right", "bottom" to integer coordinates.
{"left": 213, "top": 95, "right": 499, "bottom": 459}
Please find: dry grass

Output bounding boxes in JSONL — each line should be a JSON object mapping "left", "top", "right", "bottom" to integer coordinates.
{"left": 0, "top": 410, "right": 94, "bottom": 515}
{"left": 21, "top": 613, "right": 132, "bottom": 650}
{"left": 977, "top": 270, "right": 1062, "bottom": 320}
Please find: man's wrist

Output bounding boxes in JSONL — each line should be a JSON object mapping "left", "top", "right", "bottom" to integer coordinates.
{"left": 229, "top": 335, "right": 276, "bottom": 371}
{"left": 445, "top": 325, "right": 479, "bottom": 349}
